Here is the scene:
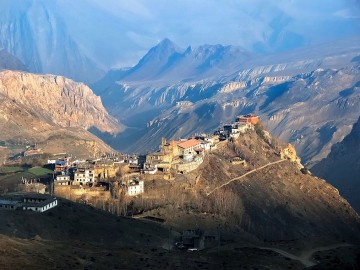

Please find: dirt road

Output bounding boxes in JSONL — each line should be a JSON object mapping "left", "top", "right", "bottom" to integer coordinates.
{"left": 258, "top": 243, "right": 352, "bottom": 267}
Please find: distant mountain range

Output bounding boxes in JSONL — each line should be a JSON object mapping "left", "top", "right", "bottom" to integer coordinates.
{"left": 92, "top": 38, "right": 360, "bottom": 166}
{"left": 92, "top": 38, "right": 255, "bottom": 85}
{"left": 1, "top": 0, "right": 359, "bottom": 84}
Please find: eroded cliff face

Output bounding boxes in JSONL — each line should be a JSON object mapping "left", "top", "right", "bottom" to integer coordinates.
{"left": 0, "top": 70, "right": 120, "bottom": 133}
{"left": 312, "top": 117, "right": 360, "bottom": 213}
{"left": 0, "top": 70, "right": 121, "bottom": 157}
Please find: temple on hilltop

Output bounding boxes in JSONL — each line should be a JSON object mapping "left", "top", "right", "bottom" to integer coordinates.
{"left": 236, "top": 114, "right": 259, "bottom": 125}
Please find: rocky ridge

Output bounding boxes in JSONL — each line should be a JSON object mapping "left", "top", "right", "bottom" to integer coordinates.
{"left": 0, "top": 70, "right": 121, "bottom": 157}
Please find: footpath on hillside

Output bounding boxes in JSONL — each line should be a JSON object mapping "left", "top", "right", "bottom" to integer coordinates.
{"left": 206, "top": 159, "right": 286, "bottom": 196}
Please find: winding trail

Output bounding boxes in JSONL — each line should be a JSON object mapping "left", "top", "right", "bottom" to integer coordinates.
{"left": 258, "top": 243, "right": 352, "bottom": 267}
{"left": 206, "top": 159, "right": 286, "bottom": 196}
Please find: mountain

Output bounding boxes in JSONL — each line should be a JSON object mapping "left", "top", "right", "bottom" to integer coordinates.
{"left": 0, "top": 48, "right": 27, "bottom": 71}
{"left": 93, "top": 38, "right": 360, "bottom": 165}
{"left": 312, "top": 116, "right": 360, "bottom": 213}
{"left": 125, "top": 128, "right": 360, "bottom": 243}
{"left": 92, "top": 38, "right": 254, "bottom": 88}
{"left": 1, "top": 0, "right": 359, "bottom": 83}
{"left": 1, "top": 129, "right": 360, "bottom": 269}
{"left": 0, "top": 70, "right": 122, "bottom": 158}
{"left": 0, "top": 1, "right": 104, "bottom": 83}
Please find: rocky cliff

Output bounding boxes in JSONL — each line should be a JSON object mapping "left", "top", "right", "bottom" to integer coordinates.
{"left": 312, "top": 116, "right": 360, "bottom": 213}
{"left": 0, "top": 70, "right": 121, "bottom": 157}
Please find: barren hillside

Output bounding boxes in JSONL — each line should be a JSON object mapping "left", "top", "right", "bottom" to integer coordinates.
{"left": 0, "top": 70, "right": 122, "bottom": 158}
{"left": 134, "top": 129, "right": 360, "bottom": 242}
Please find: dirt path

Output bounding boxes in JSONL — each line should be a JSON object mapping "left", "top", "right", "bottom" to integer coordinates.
{"left": 258, "top": 243, "right": 352, "bottom": 268}
{"left": 206, "top": 159, "right": 286, "bottom": 196}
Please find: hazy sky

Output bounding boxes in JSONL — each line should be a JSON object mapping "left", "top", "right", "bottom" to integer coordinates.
{"left": 5, "top": 0, "right": 360, "bottom": 68}
{"left": 83, "top": 0, "right": 360, "bottom": 67}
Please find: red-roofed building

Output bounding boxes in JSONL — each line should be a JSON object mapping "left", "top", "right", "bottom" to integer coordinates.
{"left": 177, "top": 139, "right": 202, "bottom": 155}
{"left": 236, "top": 114, "right": 259, "bottom": 125}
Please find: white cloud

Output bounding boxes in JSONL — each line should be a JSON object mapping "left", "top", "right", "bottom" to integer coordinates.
{"left": 334, "top": 8, "right": 360, "bottom": 19}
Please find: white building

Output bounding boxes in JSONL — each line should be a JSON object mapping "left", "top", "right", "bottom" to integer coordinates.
{"left": 200, "top": 141, "right": 212, "bottom": 151}
{"left": 74, "top": 166, "right": 95, "bottom": 185}
{"left": 127, "top": 179, "right": 144, "bottom": 196}
{"left": 0, "top": 194, "right": 58, "bottom": 213}
{"left": 22, "top": 197, "right": 58, "bottom": 212}
{"left": 56, "top": 174, "right": 70, "bottom": 181}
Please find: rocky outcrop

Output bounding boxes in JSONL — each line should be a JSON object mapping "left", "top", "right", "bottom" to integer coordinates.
{"left": 0, "top": 70, "right": 120, "bottom": 133}
{"left": 219, "top": 82, "right": 246, "bottom": 93}
{"left": 280, "top": 143, "right": 303, "bottom": 168}
{"left": 0, "top": 70, "right": 121, "bottom": 157}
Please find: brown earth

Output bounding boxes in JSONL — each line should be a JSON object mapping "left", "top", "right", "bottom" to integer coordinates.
{"left": 133, "top": 129, "right": 360, "bottom": 243}
{"left": 1, "top": 129, "right": 360, "bottom": 269}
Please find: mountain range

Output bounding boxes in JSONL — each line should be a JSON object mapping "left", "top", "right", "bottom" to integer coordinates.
{"left": 92, "top": 38, "right": 360, "bottom": 166}
{"left": 1, "top": 0, "right": 359, "bottom": 83}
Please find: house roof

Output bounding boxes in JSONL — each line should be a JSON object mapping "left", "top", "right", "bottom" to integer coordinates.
{"left": 177, "top": 139, "right": 201, "bottom": 149}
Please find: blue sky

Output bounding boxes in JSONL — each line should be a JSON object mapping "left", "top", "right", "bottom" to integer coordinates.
{"left": 14, "top": 0, "right": 360, "bottom": 68}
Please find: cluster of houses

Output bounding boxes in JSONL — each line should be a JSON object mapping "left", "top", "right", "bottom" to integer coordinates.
{"left": 1, "top": 114, "right": 260, "bottom": 215}
{"left": 144, "top": 137, "right": 213, "bottom": 175}
{"left": 144, "top": 114, "right": 259, "bottom": 175}
{"left": 49, "top": 154, "right": 145, "bottom": 197}
{"left": 215, "top": 114, "right": 259, "bottom": 141}
{"left": 10, "top": 114, "right": 259, "bottom": 204}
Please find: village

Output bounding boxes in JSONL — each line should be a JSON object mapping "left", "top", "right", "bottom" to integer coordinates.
{"left": 50, "top": 114, "right": 260, "bottom": 199}
{"left": 0, "top": 114, "right": 260, "bottom": 209}
{"left": 0, "top": 113, "right": 306, "bottom": 251}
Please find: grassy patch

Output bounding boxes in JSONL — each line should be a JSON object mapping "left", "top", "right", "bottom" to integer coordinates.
{"left": 27, "top": 167, "right": 53, "bottom": 176}
{"left": 0, "top": 166, "right": 25, "bottom": 174}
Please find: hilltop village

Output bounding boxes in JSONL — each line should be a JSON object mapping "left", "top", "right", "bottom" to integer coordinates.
{"left": 49, "top": 114, "right": 261, "bottom": 199}
{"left": 0, "top": 114, "right": 301, "bottom": 213}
